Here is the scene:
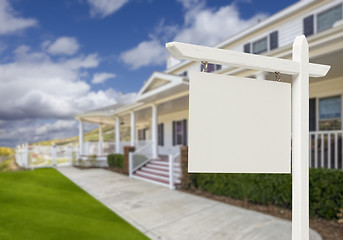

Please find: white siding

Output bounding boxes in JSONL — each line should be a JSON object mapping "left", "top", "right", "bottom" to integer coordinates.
{"left": 279, "top": 17, "right": 303, "bottom": 47}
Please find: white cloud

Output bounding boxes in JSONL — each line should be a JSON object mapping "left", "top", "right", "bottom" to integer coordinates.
{"left": 174, "top": 4, "right": 267, "bottom": 46}
{"left": 46, "top": 37, "right": 80, "bottom": 56}
{"left": 0, "top": 0, "right": 37, "bottom": 35}
{"left": 120, "top": 39, "right": 167, "bottom": 70}
{"left": 91, "top": 72, "right": 116, "bottom": 84}
{"left": 0, "top": 44, "right": 136, "bottom": 121}
{"left": 177, "top": 0, "right": 204, "bottom": 10}
{"left": 120, "top": 1, "right": 267, "bottom": 69}
{"left": 87, "top": 0, "right": 129, "bottom": 18}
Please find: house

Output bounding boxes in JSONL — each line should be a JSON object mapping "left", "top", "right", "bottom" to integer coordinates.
{"left": 75, "top": 0, "right": 343, "bottom": 188}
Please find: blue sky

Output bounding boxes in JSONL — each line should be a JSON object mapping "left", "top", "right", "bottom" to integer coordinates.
{"left": 0, "top": 0, "right": 298, "bottom": 147}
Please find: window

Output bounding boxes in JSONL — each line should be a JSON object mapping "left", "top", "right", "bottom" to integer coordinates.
{"left": 319, "top": 96, "right": 341, "bottom": 130}
{"left": 244, "top": 31, "right": 278, "bottom": 54}
{"left": 180, "top": 71, "right": 188, "bottom": 77}
{"left": 303, "top": 5, "right": 343, "bottom": 36}
{"left": 172, "top": 119, "right": 187, "bottom": 145}
{"left": 252, "top": 37, "right": 268, "bottom": 54}
{"left": 158, "top": 123, "right": 164, "bottom": 146}
{"left": 215, "top": 64, "right": 222, "bottom": 71}
{"left": 244, "top": 43, "right": 250, "bottom": 53}
{"left": 303, "top": 15, "right": 314, "bottom": 37}
{"left": 317, "top": 5, "right": 342, "bottom": 32}
{"left": 207, "top": 63, "right": 215, "bottom": 73}
{"left": 269, "top": 31, "right": 278, "bottom": 50}
{"left": 138, "top": 129, "right": 146, "bottom": 141}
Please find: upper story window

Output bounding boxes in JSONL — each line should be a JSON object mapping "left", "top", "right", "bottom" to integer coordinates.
{"left": 304, "top": 15, "right": 314, "bottom": 37}
{"left": 304, "top": 4, "right": 342, "bottom": 37}
{"left": 317, "top": 4, "right": 342, "bottom": 32}
{"left": 269, "top": 31, "right": 278, "bottom": 50}
{"left": 180, "top": 71, "right": 187, "bottom": 77}
{"left": 244, "top": 43, "right": 250, "bottom": 53}
{"left": 200, "top": 63, "right": 222, "bottom": 72}
{"left": 207, "top": 63, "right": 215, "bottom": 72}
{"left": 244, "top": 31, "right": 278, "bottom": 55}
{"left": 252, "top": 37, "right": 268, "bottom": 54}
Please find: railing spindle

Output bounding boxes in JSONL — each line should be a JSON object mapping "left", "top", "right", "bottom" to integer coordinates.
{"left": 309, "top": 134, "right": 312, "bottom": 167}
{"left": 335, "top": 133, "right": 338, "bottom": 169}
{"left": 321, "top": 133, "right": 324, "bottom": 168}
{"left": 328, "top": 133, "right": 331, "bottom": 169}
{"left": 315, "top": 133, "right": 318, "bottom": 168}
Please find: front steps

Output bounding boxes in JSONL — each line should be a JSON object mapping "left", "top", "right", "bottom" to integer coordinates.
{"left": 133, "top": 155, "right": 181, "bottom": 188}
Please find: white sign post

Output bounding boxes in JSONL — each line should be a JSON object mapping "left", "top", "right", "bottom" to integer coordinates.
{"left": 166, "top": 36, "right": 330, "bottom": 240}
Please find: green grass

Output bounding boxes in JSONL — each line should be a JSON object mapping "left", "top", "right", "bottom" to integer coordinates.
{"left": 0, "top": 169, "right": 149, "bottom": 240}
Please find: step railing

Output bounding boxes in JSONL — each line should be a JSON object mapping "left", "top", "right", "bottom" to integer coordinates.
{"left": 309, "top": 130, "right": 343, "bottom": 170}
{"left": 168, "top": 152, "right": 181, "bottom": 189}
{"left": 129, "top": 141, "right": 153, "bottom": 177}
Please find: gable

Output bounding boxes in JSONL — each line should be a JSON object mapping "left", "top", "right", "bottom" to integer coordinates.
{"left": 142, "top": 78, "right": 170, "bottom": 94}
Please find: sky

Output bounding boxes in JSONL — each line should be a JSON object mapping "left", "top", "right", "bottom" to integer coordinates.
{"left": 0, "top": 0, "right": 298, "bottom": 147}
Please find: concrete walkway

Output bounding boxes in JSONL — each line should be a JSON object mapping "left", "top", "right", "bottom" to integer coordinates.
{"left": 58, "top": 167, "right": 321, "bottom": 240}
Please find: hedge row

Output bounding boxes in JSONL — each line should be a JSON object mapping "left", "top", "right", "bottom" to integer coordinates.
{"left": 107, "top": 154, "right": 124, "bottom": 169}
{"left": 188, "top": 168, "right": 343, "bottom": 219}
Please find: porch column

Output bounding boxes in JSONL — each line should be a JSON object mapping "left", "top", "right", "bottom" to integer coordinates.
{"left": 151, "top": 104, "right": 158, "bottom": 159}
{"left": 130, "top": 111, "right": 136, "bottom": 146}
{"left": 79, "top": 120, "right": 84, "bottom": 155}
{"left": 255, "top": 71, "right": 266, "bottom": 80}
{"left": 98, "top": 124, "right": 103, "bottom": 156}
{"left": 115, "top": 116, "right": 120, "bottom": 153}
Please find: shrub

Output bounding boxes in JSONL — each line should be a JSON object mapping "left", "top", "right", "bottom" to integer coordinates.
{"left": 0, "top": 147, "right": 11, "bottom": 157}
{"left": 107, "top": 154, "right": 124, "bottom": 169}
{"left": 189, "top": 168, "right": 343, "bottom": 219}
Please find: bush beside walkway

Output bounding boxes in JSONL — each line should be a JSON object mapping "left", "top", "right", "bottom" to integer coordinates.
{"left": 185, "top": 168, "right": 343, "bottom": 220}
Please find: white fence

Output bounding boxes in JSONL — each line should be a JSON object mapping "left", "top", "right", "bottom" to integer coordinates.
{"left": 16, "top": 144, "right": 78, "bottom": 169}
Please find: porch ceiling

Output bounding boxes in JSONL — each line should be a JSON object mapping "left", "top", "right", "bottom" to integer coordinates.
{"left": 80, "top": 115, "right": 115, "bottom": 125}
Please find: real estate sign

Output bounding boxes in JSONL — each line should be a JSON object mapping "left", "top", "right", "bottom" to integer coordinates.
{"left": 188, "top": 71, "right": 291, "bottom": 173}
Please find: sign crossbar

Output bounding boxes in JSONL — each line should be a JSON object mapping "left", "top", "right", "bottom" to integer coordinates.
{"left": 166, "top": 41, "right": 330, "bottom": 78}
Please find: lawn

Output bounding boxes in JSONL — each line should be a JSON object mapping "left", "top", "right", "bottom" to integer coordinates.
{"left": 0, "top": 168, "right": 149, "bottom": 240}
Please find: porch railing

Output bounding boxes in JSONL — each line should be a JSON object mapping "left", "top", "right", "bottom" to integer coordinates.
{"left": 309, "top": 130, "right": 343, "bottom": 170}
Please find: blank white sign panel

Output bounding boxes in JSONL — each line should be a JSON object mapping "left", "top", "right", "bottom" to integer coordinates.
{"left": 188, "top": 71, "right": 291, "bottom": 173}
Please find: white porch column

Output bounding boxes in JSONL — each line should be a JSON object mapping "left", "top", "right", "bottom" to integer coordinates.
{"left": 130, "top": 111, "right": 136, "bottom": 146}
{"left": 98, "top": 124, "right": 103, "bottom": 156}
{"left": 151, "top": 104, "right": 158, "bottom": 159}
{"left": 115, "top": 116, "right": 120, "bottom": 153}
{"left": 79, "top": 120, "right": 84, "bottom": 155}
